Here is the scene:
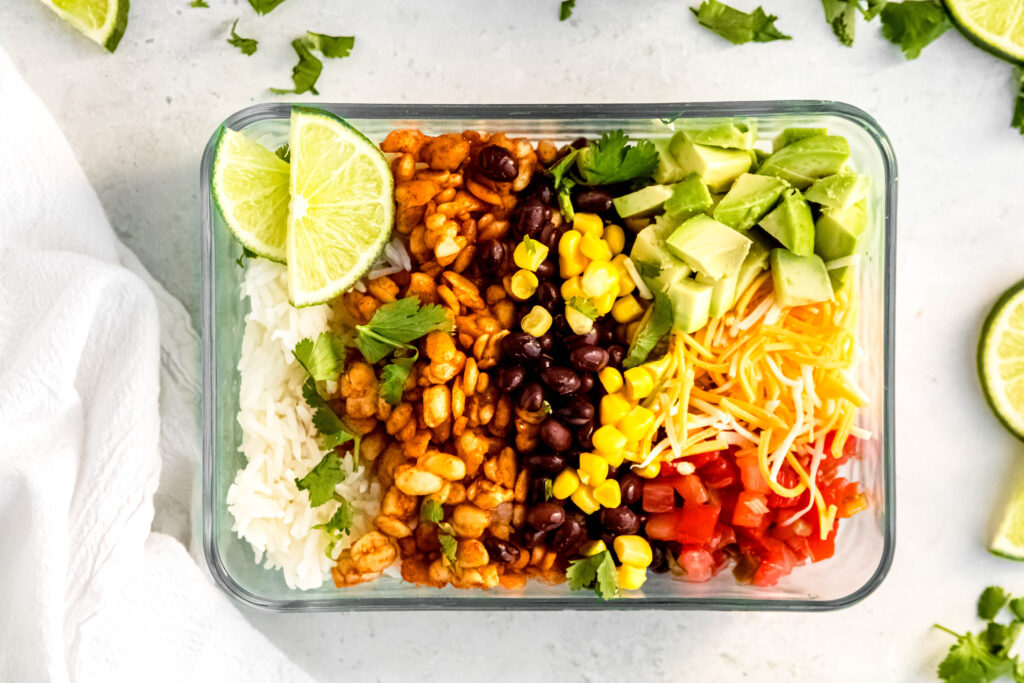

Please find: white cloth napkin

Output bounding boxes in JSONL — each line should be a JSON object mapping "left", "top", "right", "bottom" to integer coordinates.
{"left": 0, "top": 47, "right": 312, "bottom": 682}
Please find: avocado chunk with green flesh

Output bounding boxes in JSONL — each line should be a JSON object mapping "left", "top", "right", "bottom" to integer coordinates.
{"left": 713, "top": 173, "right": 790, "bottom": 231}
{"left": 630, "top": 225, "right": 692, "bottom": 293}
{"left": 804, "top": 172, "right": 870, "bottom": 209}
{"left": 759, "top": 189, "right": 815, "bottom": 256}
{"left": 770, "top": 249, "right": 833, "bottom": 307}
{"left": 815, "top": 200, "right": 868, "bottom": 290}
{"left": 652, "top": 137, "right": 686, "bottom": 184}
{"left": 649, "top": 212, "right": 685, "bottom": 239}
{"left": 757, "top": 135, "right": 850, "bottom": 189}
{"left": 684, "top": 121, "right": 757, "bottom": 150}
{"left": 664, "top": 214, "right": 752, "bottom": 280}
{"left": 647, "top": 261, "right": 693, "bottom": 293}
{"left": 696, "top": 272, "right": 739, "bottom": 319}
{"left": 667, "top": 278, "right": 714, "bottom": 333}
{"left": 663, "top": 173, "right": 714, "bottom": 219}
{"left": 669, "top": 130, "right": 752, "bottom": 193}
{"left": 772, "top": 127, "right": 829, "bottom": 153}
{"left": 614, "top": 184, "right": 675, "bottom": 219}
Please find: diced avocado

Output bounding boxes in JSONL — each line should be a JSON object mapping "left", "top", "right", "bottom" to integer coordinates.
{"left": 772, "top": 127, "right": 829, "bottom": 152}
{"left": 683, "top": 120, "right": 757, "bottom": 150}
{"left": 770, "top": 249, "right": 833, "bottom": 307}
{"left": 712, "top": 173, "right": 789, "bottom": 231}
{"left": 630, "top": 225, "right": 692, "bottom": 293}
{"left": 669, "top": 130, "right": 752, "bottom": 193}
{"left": 696, "top": 272, "right": 739, "bottom": 319}
{"left": 663, "top": 173, "right": 713, "bottom": 219}
{"left": 652, "top": 137, "right": 686, "bottom": 184}
{"left": 804, "top": 172, "right": 870, "bottom": 210}
{"left": 647, "top": 261, "right": 693, "bottom": 293}
{"left": 614, "top": 184, "right": 675, "bottom": 219}
{"left": 757, "top": 135, "right": 850, "bottom": 189}
{"left": 759, "top": 188, "right": 815, "bottom": 256}
{"left": 815, "top": 200, "right": 868, "bottom": 290}
{"left": 734, "top": 234, "right": 772, "bottom": 302}
{"left": 667, "top": 278, "right": 714, "bottom": 333}
{"left": 650, "top": 212, "right": 685, "bottom": 239}
{"left": 664, "top": 214, "right": 752, "bottom": 280}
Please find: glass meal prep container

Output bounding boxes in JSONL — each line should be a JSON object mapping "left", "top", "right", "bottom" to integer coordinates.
{"left": 200, "top": 102, "right": 896, "bottom": 611}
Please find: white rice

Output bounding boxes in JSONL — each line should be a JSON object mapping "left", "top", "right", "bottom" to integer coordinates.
{"left": 227, "top": 260, "right": 381, "bottom": 590}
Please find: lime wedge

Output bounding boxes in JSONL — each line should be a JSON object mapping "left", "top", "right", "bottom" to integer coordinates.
{"left": 944, "top": 0, "right": 1024, "bottom": 64}
{"left": 991, "top": 474, "right": 1024, "bottom": 560}
{"left": 39, "top": 0, "right": 129, "bottom": 52}
{"left": 979, "top": 279, "right": 1024, "bottom": 441}
{"left": 211, "top": 128, "right": 290, "bottom": 263}
{"left": 286, "top": 106, "right": 394, "bottom": 307}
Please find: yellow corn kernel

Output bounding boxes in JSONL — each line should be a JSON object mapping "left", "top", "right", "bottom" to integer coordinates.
{"left": 552, "top": 468, "right": 581, "bottom": 500}
{"left": 633, "top": 461, "right": 661, "bottom": 478}
{"left": 617, "top": 563, "right": 648, "bottom": 590}
{"left": 625, "top": 320, "right": 643, "bottom": 343}
{"left": 600, "top": 392, "right": 632, "bottom": 427}
{"left": 573, "top": 213, "right": 604, "bottom": 237}
{"left": 643, "top": 353, "right": 673, "bottom": 381}
{"left": 581, "top": 261, "right": 619, "bottom": 298}
{"left": 560, "top": 276, "right": 584, "bottom": 301}
{"left": 593, "top": 479, "right": 622, "bottom": 508}
{"left": 509, "top": 269, "right": 539, "bottom": 300}
{"left": 598, "top": 367, "right": 623, "bottom": 394}
{"left": 611, "top": 254, "right": 636, "bottom": 296}
{"left": 578, "top": 452, "right": 609, "bottom": 486}
{"left": 521, "top": 305, "right": 553, "bottom": 337}
{"left": 580, "top": 232, "right": 613, "bottom": 262}
{"left": 612, "top": 294, "right": 644, "bottom": 324}
{"left": 622, "top": 447, "right": 644, "bottom": 464}
{"left": 592, "top": 424, "right": 627, "bottom": 455}
{"left": 593, "top": 290, "right": 617, "bottom": 316}
{"left": 623, "top": 366, "right": 654, "bottom": 401}
{"left": 613, "top": 535, "right": 653, "bottom": 568}
{"left": 571, "top": 485, "right": 601, "bottom": 515}
{"left": 558, "top": 229, "right": 582, "bottom": 257}
{"left": 513, "top": 237, "right": 549, "bottom": 272}
{"left": 565, "top": 304, "right": 595, "bottom": 335}
{"left": 604, "top": 224, "right": 626, "bottom": 255}
{"left": 581, "top": 539, "right": 607, "bottom": 556}
{"left": 620, "top": 405, "right": 655, "bottom": 441}
{"left": 602, "top": 448, "right": 625, "bottom": 468}
{"left": 559, "top": 253, "right": 588, "bottom": 279}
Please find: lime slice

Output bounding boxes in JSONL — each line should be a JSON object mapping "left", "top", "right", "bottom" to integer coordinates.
{"left": 39, "top": 0, "right": 129, "bottom": 52}
{"left": 287, "top": 106, "right": 394, "bottom": 307}
{"left": 211, "top": 128, "right": 290, "bottom": 263}
{"left": 991, "top": 474, "right": 1024, "bottom": 560}
{"left": 979, "top": 279, "right": 1024, "bottom": 441}
{"left": 944, "top": 0, "right": 1024, "bottom": 64}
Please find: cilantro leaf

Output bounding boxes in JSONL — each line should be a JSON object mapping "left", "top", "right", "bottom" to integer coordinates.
{"left": 380, "top": 354, "right": 415, "bottom": 405}
{"left": 980, "top": 586, "right": 1011, "bottom": 620}
{"left": 634, "top": 260, "right": 662, "bottom": 279}
{"left": 821, "top": 0, "right": 859, "bottom": 46}
{"left": 624, "top": 291, "right": 673, "bottom": 368}
{"left": 548, "top": 148, "right": 581, "bottom": 188}
{"left": 1014, "top": 70, "right": 1024, "bottom": 137}
{"left": 439, "top": 532, "right": 458, "bottom": 568}
{"left": 271, "top": 37, "right": 323, "bottom": 95}
{"left": 227, "top": 19, "right": 258, "bottom": 56}
{"left": 863, "top": 0, "right": 888, "bottom": 20}
{"left": 879, "top": 1, "right": 950, "bottom": 59}
{"left": 543, "top": 478, "right": 554, "bottom": 501}
{"left": 1009, "top": 596, "right": 1024, "bottom": 622}
{"left": 295, "top": 452, "right": 347, "bottom": 507}
{"left": 560, "top": 0, "right": 576, "bottom": 20}
{"left": 421, "top": 498, "right": 444, "bottom": 524}
{"left": 523, "top": 235, "right": 540, "bottom": 256}
{"left": 987, "top": 621, "right": 1022, "bottom": 658}
{"left": 301, "top": 378, "right": 358, "bottom": 450}
{"left": 190, "top": 0, "right": 209, "bottom": 7}
{"left": 275, "top": 144, "right": 290, "bottom": 162}
{"left": 558, "top": 177, "right": 577, "bottom": 222}
{"left": 566, "top": 550, "right": 619, "bottom": 600}
{"left": 566, "top": 555, "right": 599, "bottom": 591}
{"left": 690, "top": 1, "right": 792, "bottom": 45}
{"left": 247, "top": 0, "right": 287, "bottom": 14}
{"left": 576, "top": 130, "right": 659, "bottom": 186}
{"left": 567, "top": 296, "right": 599, "bottom": 321}
{"left": 314, "top": 498, "right": 354, "bottom": 556}
{"left": 305, "top": 32, "right": 355, "bottom": 59}
{"left": 293, "top": 332, "right": 346, "bottom": 383}
{"left": 936, "top": 628, "right": 1013, "bottom": 682}
{"left": 355, "top": 296, "right": 453, "bottom": 364}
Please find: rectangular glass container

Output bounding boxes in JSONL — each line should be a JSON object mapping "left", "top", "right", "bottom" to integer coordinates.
{"left": 200, "top": 102, "right": 896, "bottom": 611}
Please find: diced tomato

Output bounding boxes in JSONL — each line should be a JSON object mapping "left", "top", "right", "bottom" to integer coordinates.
{"left": 709, "top": 522, "right": 737, "bottom": 551}
{"left": 784, "top": 536, "right": 813, "bottom": 565}
{"left": 642, "top": 479, "right": 676, "bottom": 513}
{"left": 677, "top": 546, "right": 715, "bottom": 582}
{"left": 676, "top": 501, "right": 721, "bottom": 545}
{"left": 807, "top": 526, "right": 837, "bottom": 562}
{"left": 752, "top": 538, "right": 797, "bottom": 587}
{"left": 685, "top": 449, "right": 722, "bottom": 469}
{"left": 673, "top": 474, "right": 709, "bottom": 504}
{"left": 645, "top": 512, "right": 678, "bottom": 541}
{"left": 732, "top": 491, "right": 769, "bottom": 527}
{"left": 700, "top": 456, "right": 739, "bottom": 490}
{"left": 716, "top": 488, "right": 739, "bottom": 525}
{"left": 766, "top": 467, "right": 803, "bottom": 508}
{"left": 736, "top": 455, "right": 770, "bottom": 493}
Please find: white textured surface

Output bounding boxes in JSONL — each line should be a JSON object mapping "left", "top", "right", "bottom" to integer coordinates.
{"left": 3, "top": 0, "right": 1024, "bottom": 680}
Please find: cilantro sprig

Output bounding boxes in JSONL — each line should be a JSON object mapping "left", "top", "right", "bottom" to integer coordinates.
{"left": 567, "top": 296, "right": 599, "bottom": 321}
{"left": 879, "top": 1, "right": 950, "bottom": 59}
{"left": 421, "top": 499, "right": 458, "bottom": 568}
{"left": 623, "top": 291, "right": 673, "bottom": 369}
{"left": 690, "top": 1, "right": 792, "bottom": 45}
{"left": 296, "top": 451, "right": 348, "bottom": 507}
{"left": 313, "top": 498, "right": 354, "bottom": 558}
{"left": 293, "top": 331, "right": 346, "bottom": 383}
{"left": 934, "top": 585, "right": 1024, "bottom": 682}
{"left": 227, "top": 19, "right": 258, "bottom": 56}
{"left": 271, "top": 32, "right": 355, "bottom": 95}
{"left": 575, "top": 130, "right": 659, "bottom": 186}
{"left": 566, "top": 550, "right": 619, "bottom": 601}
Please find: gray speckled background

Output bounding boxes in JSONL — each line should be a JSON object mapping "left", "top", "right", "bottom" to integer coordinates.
{"left": 4, "top": 1, "right": 1024, "bottom": 680}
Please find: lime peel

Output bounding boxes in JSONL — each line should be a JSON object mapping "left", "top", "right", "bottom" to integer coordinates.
{"left": 39, "top": 0, "right": 129, "bottom": 52}
{"left": 944, "top": 0, "right": 1024, "bottom": 64}
{"left": 978, "top": 279, "right": 1024, "bottom": 442}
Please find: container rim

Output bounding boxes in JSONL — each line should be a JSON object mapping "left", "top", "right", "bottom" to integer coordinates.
{"left": 200, "top": 100, "right": 897, "bottom": 612}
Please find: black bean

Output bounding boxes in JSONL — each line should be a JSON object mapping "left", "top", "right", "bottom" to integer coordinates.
{"left": 536, "top": 281, "right": 561, "bottom": 313}
{"left": 502, "top": 331, "right": 542, "bottom": 362}
{"left": 568, "top": 328, "right": 600, "bottom": 349}
{"left": 535, "top": 260, "right": 556, "bottom": 280}
{"left": 619, "top": 472, "right": 643, "bottom": 507}
{"left": 538, "top": 222, "right": 558, "bottom": 251}
{"left": 607, "top": 344, "right": 626, "bottom": 367}
{"left": 649, "top": 544, "right": 669, "bottom": 574}
{"left": 477, "top": 239, "right": 505, "bottom": 276}
{"left": 537, "top": 331, "right": 555, "bottom": 353}
{"left": 536, "top": 355, "right": 555, "bottom": 371}
{"left": 529, "top": 476, "right": 550, "bottom": 504}
{"left": 558, "top": 397, "right": 594, "bottom": 426}
{"left": 527, "top": 177, "right": 555, "bottom": 205}
{"left": 570, "top": 137, "right": 589, "bottom": 149}
{"left": 523, "top": 452, "right": 567, "bottom": 474}
{"left": 551, "top": 517, "right": 585, "bottom": 553}
{"left": 569, "top": 345, "right": 610, "bottom": 373}
{"left": 527, "top": 502, "right": 566, "bottom": 531}
{"left": 576, "top": 421, "right": 595, "bottom": 450}
{"left": 577, "top": 373, "right": 595, "bottom": 394}
{"left": 478, "top": 144, "right": 519, "bottom": 182}
{"left": 485, "top": 537, "right": 523, "bottom": 564}
{"left": 521, "top": 528, "right": 548, "bottom": 549}
{"left": 541, "top": 366, "right": 581, "bottom": 396}
{"left": 575, "top": 188, "right": 614, "bottom": 213}
{"left": 513, "top": 197, "right": 546, "bottom": 239}
{"left": 601, "top": 506, "right": 640, "bottom": 535}
{"left": 596, "top": 324, "right": 615, "bottom": 346}
{"left": 552, "top": 313, "right": 571, "bottom": 336}
{"left": 518, "top": 381, "right": 545, "bottom": 412}
{"left": 539, "top": 417, "right": 573, "bottom": 452}
{"left": 497, "top": 365, "right": 525, "bottom": 393}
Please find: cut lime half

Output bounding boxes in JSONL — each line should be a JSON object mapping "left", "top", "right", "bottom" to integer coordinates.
{"left": 286, "top": 106, "right": 394, "bottom": 307}
{"left": 944, "top": 0, "right": 1024, "bottom": 64}
{"left": 39, "top": 0, "right": 129, "bottom": 52}
{"left": 211, "top": 127, "right": 290, "bottom": 263}
{"left": 979, "top": 279, "right": 1024, "bottom": 442}
{"left": 991, "top": 473, "right": 1024, "bottom": 560}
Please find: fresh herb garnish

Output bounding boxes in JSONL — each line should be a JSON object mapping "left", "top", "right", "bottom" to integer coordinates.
{"left": 190, "top": 0, "right": 209, "bottom": 7}
{"left": 247, "top": 0, "right": 287, "bottom": 14}
{"left": 566, "top": 550, "right": 619, "bottom": 600}
{"left": 1014, "top": 70, "right": 1024, "bottom": 136}
{"left": 543, "top": 478, "right": 554, "bottom": 501}
{"left": 522, "top": 234, "right": 540, "bottom": 255}
{"left": 379, "top": 353, "right": 415, "bottom": 405}
{"left": 821, "top": 0, "right": 860, "bottom": 46}
{"left": 293, "top": 332, "right": 346, "bottom": 383}
{"left": 634, "top": 260, "right": 662, "bottom": 279}
{"left": 560, "top": 0, "right": 576, "bottom": 20}
{"left": 576, "top": 130, "right": 659, "bottom": 186}
{"left": 314, "top": 498, "right": 354, "bottom": 557}
{"left": 227, "top": 19, "right": 258, "bottom": 56}
{"left": 271, "top": 37, "right": 323, "bottom": 95}
{"left": 623, "top": 291, "right": 673, "bottom": 369}
{"left": 567, "top": 296, "right": 599, "bottom": 321}
{"left": 275, "top": 143, "right": 290, "bottom": 162}
{"left": 690, "top": 0, "right": 792, "bottom": 45}
{"left": 438, "top": 532, "right": 458, "bottom": 568}
{"left": 355, "top": 296, "right": 453, "bottom": 364}
{"left": 934, "top": 585, "right": 1024, "bottom": 681}
{"left": 879, "top": 1, "right": 950, "bottom": 59}
{"left": 420, "top": 499, "right": 458, "bottom": 567}
{"left": 421, "top": 498, "right": 444, "bottom": 524}
{"left": 304, "top": 32, "right": 355, "bottom": 59}
{"left": 547, "top": 148, "right": 581, "bottom": 221}
{"left": 295, "top": 451, "right": 347, "bottom": 507}
{"left": 981, "top": 587, "right": 1012, "bottom": 620}
{"left": 301, "top": 378, "right": 359, "bottom": 450}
